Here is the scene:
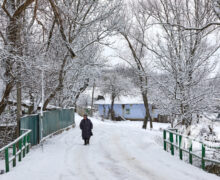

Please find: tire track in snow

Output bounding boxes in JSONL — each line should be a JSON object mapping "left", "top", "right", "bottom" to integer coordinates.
{"left": 98, "top": 138, "right": 143, "bottom": 180}
{"left": 80, "top": 127, "right": 122, "bottom": 180}
{"left": 61, "top": 128, "right": 98, "bottom": 180}
{"left": 91, "top": 125, "right": 151, "bottom": 180}
{"left": 91, "top": 128, "right": 132, "bottom": 180}
{"left": 64, "top": 125, "right": 139, "bottom": 180}
{"left": 108, "top": 129, "right": 169, "bottom": 180}
{"left": 62, "top": 126, "right": 106, "bottom": 180}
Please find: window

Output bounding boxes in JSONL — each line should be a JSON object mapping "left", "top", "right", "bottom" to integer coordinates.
{"left": 125, "top": 109, "right": 130, "bottom": 115}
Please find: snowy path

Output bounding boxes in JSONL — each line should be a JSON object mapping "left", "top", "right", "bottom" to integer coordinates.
{"left": 1, "top": 114, "right": 219, "bottom": 180}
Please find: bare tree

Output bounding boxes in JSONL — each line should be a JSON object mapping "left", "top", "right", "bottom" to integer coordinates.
{"left": 40, "top": 0, "right": 122, "bottom": 110}
{"left": 118, "top": 1, "right": 153, "bottom": 129}
{"left": 0, "top": 0, "right": 122, "bottom": 140}
{"left": 140, "top": 0, "right": 220, "bottom": 128}
{"left": 0, "top": 0, "right": 36, "bottom": 136}
{"left": 100, "top": 70, "right": 131, "bottom": 120}
{"left": 0, "top": 0, "right": 122, "bottom": 111}
{"left": 154, "top": 0, "right": 220, "bottom": 31}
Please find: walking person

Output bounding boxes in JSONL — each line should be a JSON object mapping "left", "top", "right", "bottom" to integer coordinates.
{"left": 80, "top": 114, "right": 93, "bottom": 145}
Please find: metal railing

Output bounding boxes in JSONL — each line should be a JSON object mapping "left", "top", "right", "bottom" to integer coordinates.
{"left": 0, "top": 129, "right": 31, "bottom": 173}
{"left": 163, "top": 128, "right": 220, "bottom": 170}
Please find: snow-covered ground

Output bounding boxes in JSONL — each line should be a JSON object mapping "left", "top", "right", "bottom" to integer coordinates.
{"left": 0, "top": 114, "right": 219, "bottom": 180}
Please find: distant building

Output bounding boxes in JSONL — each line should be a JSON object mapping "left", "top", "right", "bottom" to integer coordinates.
{"left": 94, "top": 96, "right": 159, "bottom": 121}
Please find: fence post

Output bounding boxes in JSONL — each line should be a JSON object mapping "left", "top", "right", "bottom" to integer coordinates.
{"left": 179, "top": 135, "right": 183, "bottom": 160}
{"left": 169, "top": 132, "right": 174, "bottom": 155}
{"left": 175, "top": 130, "right": 178, "bottom": 145}
{"left": 202, "top": 144, "right": 205, "bottom": 170}
{"left": 13, "top": 144, "right": 16, "bottom": 167}
{"left": 27, "top": 133, "right": 30, "bottom": 153}
{"left": 5, "top": 148, "right": 9, "bottom": 172}
{"left": 19, "top": 139, "right": 22, "bottom": 161}
{"left": 189, "top": 142, "right": 192, "bottom": 164}
{"left": 23, "top": 136, "right": 26, "bottom": 157}
{"left": 163, "top": 130, "right": 167, "bottom": 151}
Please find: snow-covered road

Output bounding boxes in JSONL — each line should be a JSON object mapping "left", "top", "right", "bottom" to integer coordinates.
{"left": 1, "top": 114, "right": 219, "bottom": 180}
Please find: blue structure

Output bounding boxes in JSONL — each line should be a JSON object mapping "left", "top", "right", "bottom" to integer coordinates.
{"left": 96, "top": 103, "right": 158, "bottom": 120}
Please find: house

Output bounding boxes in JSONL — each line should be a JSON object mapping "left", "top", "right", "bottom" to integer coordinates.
{"left": 94, "top": 96, "right": 159, "bottom": 121}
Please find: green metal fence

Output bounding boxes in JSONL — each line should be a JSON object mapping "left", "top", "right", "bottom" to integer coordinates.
{"left": 163, "top": 129, "right": 220, "bottom": 170}
{"left": 20, "top": 115, "right": 39, "bottom": 145}
{"left": 20, "top": 108, "right": 75, "bottom": 145}
{"left": 42, "top": 108, "right": 75, "bottom": 138}
{"left": 0, "top": 129, "right": 31, "bottom": 173}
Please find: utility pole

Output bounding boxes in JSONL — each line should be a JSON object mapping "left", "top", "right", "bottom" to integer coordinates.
{"left": 91, "top": 81, "right": 96, "bottom": 116}
{"left": 40, "top": 69, "right": 44, "bottom": 140}
{"left": 16, "top": 78, "right": 22, "bottom": 138}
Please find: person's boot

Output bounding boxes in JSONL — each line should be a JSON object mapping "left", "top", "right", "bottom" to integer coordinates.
{"left": 87, "top": 139, "right": 90, "bottom": 145}
{"left": 84, "top": 139, "right": 87, "bottom": 145}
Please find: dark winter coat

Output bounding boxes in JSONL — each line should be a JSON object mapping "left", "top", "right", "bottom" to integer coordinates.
{"left": 80, "top": 118, "right": 93, "bottom": 139}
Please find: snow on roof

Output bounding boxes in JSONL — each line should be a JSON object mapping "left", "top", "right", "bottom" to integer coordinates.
{"left": 94, "top": 95, "right": 145, "bottom": 105}
{"left": 8, "top": 99, "right": 61, "bottom": 109}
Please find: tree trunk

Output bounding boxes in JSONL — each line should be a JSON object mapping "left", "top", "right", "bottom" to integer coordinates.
{"left": 139, "top": 75, "right": 153, "bottom": 129}
{"left": 171, "top": 115, "right": 174, "bottom": 128}
{"left": 73, "top": 78, "right": 89, "bottom": 109}
{"left": 5, "top": 1, "right": 24, "bottom": 136}
{"left": 110, "top": 94, "right": 116, "bottom": 120}
{"left": 0, "top": 81, "right": 14, "bottom": 115}
{"left": 0, "top": 12, "right": 18, "bottom": 115}
{"left": 43, "top": 55, "right": 68, "bottom": 110}
{"left": 43, "top": 84, "right": 62, "bottom": 111}
{"left": 28, "top": 90, "right": 34, "bottom": 114}
{"left": 121, "top": 33, "right": 152, "bottom": 128}
{"left": 142, "top": 92, "right": 153, "bottom": 129}
{"left": 0, "top": 0, "right": 35, "bottom": 138}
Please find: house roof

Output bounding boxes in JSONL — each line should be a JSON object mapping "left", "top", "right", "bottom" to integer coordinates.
{"left": 8, "top": 100, "right": 60, "bottom": 110}
{"left": 94, "top": 95, "right": 146, "bottom": 105}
